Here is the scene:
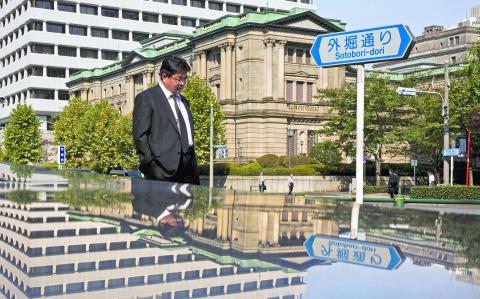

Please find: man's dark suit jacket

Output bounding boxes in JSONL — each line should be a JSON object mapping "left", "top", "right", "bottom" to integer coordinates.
{"left": 132, "top": 85, "right": 197, "bottom": 180}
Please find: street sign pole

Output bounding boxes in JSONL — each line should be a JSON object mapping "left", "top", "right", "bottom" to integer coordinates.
{"left": 450, "top": 155, "right": 454, "bottom": 186}
{"left": 356, "top": 65, "right": 364, "bottom": 204}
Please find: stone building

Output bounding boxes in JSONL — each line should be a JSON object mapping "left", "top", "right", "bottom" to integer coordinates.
{"left": 67, "top": 8, "right": 346, "bottom": 161}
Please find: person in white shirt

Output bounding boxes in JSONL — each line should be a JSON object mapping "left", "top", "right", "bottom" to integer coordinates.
{"left": 258, "top": 172, "right": 265, "bottom": 192}
{"left": 428, "top": 171, "right": 435, "bottom": 186}
{"left": 288, "top": 173, "right": 294, "bottom": 195}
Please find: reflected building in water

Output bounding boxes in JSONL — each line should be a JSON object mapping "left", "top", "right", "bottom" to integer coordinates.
{"left": 0, "top": 198, "right": 306, "bottom": 299}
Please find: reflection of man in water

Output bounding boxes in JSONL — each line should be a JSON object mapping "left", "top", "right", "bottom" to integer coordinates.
{"left": 131, "top": 178, "right": 192, "bottom": 238}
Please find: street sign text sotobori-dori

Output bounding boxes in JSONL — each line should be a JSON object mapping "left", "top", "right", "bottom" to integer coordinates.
{"left": 304, "top": 234, "right": 405, "bottom": 270}
{"left": 310, "top": 24, "right": 415, "bottom": 67}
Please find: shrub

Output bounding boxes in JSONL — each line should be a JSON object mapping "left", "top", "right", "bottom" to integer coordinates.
{"left": 309, "top": 141, "right": 342, "bottom": 164}
{"left": 256, "top": 154, "right": 280, "bottom": 168}
{"left": 410, "top": 185, "right": 480, "bottom": 200}
{"left": 279, "top": 155, "right": 317, "bottom": 167}
{"left": 364, "top": 185, "right": 388, "bottom": 194}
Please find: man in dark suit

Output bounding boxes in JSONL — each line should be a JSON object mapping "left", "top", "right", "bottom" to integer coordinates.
{"left": 133, "top": 56, "right": 199, "bottom": 184}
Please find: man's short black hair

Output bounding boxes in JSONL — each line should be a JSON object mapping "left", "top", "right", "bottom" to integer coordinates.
{"left": 159, "top": 56, "right": 191, "bottom": 77}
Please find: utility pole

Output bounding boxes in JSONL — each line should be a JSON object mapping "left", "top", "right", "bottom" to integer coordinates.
{"left": 443, "top": 63, "right": 450, "bottom": 185}
{"left": 209, "top": 104, "right": 214, "bottom": 190}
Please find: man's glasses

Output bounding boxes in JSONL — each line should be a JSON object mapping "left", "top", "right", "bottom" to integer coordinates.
{"left": 171, "top": 75, "right": 188, "bottom": 84}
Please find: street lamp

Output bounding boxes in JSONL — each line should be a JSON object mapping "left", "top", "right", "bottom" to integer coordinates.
{"left": 396, "top": 86, "right": 450, "bottom": 185}
{"left": 287, "top": 128, "right": 294, "bottom": 168}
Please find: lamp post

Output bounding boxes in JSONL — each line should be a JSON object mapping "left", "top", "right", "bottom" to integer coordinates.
{"left": 396, "top": 86, "right": 450, "bottom": 185}
{"left": 287, "top": 128, "right": 294, "bottom": 168}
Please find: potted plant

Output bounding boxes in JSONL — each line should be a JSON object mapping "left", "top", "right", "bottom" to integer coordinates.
{"left": 393, "top": 195, "right": 405, "bottom": 208}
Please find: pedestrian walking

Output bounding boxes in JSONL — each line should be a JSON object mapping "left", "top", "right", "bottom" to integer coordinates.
{"left": 428, "top": 171, "right": 435, "bottom": 186}
{"left": 258, "top": 172, "right": 265, "bottom": 192}
{"left": 388, "top": 169, "right": 399, "bottom": 199}
{"left": 287, "top": 173, "right": 294, "bottom": 195}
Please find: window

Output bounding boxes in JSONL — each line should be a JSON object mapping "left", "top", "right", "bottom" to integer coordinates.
{"left": 181, "top": 17, "right": 196, "bottom": 27}
{"left": 30, "top": 44, "right": 54, "bottom": 54}
{"left": 243, "top": 6, "right": 257, "bottom": 13}
{"left": 301, "top": 0, "right": 311, "bottom": 3}
{"left": 101, "top": 7, "right": 118, "bottom": 18}
{"left": 306, "top": 50, "right": 311, "bottom": 64}
{"left": 296, "top": 49, "right": 303, "bottom": 63}
{"left": 30, "top": 89, "right": 55, "bottom": 99}
{"left": 47, "top": 67, "right": 65, "bottom": 78}
{"left": 287, "top": 48, "right": 294, "bottom": 63}
{"left": 122, "top": 10, "right": 139, "bottom": 20}
{"left": 455, "top": 36, "right": 460, "bottom": 45}
{"left": 191, "top": 0, "right": 205, "bottom": 8}
{"left": 58, "top": 46, "right": 76, "bottom": 57}
{"left": 46, "top": 22, "right": 65, "bottom": 33}
{"left": 142, "top": 12, "right": 159, "bottom": 23}
{"left": 226, "top": 4, "right": 240, "bottom": 13}
{"left": 27, "top": 66, "right": 43, "bottom": 76}
{"left": 209, "top": 1, "right": 223, "bottom": 10}
{"left": 199, "top": 19, "right": 210, "bottom": 26}
{"left": 27, "top": 20, "right": 43, "bottom": 31}
{"left": 451, "top": 56, "right": 457, "bottom": 64}
{"left": 80, "top": 4, "right": 97, "bottom": 15}
{"left": 133, "top": 32, "right": 149, "bottom": 41}
{"left": 296, "top": 81, "right": 304, "bottom": 102}
{"left": 112, "top": 30, "right": 129, "bottom": 40}
{"left": 172, "top": 0, "right": 187, "bottom": 5}
{"left": 33, "top": 0, "right": 53, "bottom": 9}
{"left": 91, "top": 27, "right": 108, "bottom": 38}
{"left": 162, "top": 15, "right": 178, "bottom": 25}
{"left": 101, "top": 50, "right": 118, "bottom": 60}
{"left": 153, "top": 0, "right": 168, "bottom": 2}
{"left": 57, "top": 1, "right": 76, "bottom": 12}
{"left": 80, "top": 48, "right": 98, "bottom": 59}
{"left": 69, "top": 25, "right": 87, "bottom": 36}
{"left": 286, "top": 80, "right": 293, "bottom": 101}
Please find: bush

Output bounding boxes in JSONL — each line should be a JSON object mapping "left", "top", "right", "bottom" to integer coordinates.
{"left": 279, "top": 155, "right": 317, "bottom": 167}
{"left": 256, "top": 154, "right": 280, "bottom": 167}
{"left": 364, "top": 185, "right": 388, "bottom": 194}
{"left": 309, "top": 141, "right": 342, "bottom": 164}
{"left": 410, "top": 185, "right": 480, "bottom": 200}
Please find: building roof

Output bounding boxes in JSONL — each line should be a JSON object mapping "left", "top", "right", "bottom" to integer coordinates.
{"left": 365, "top": 62, "right": 467, "bottom": 81}
{"left": 67, "top": 8, "right": 345, "bottom": 84}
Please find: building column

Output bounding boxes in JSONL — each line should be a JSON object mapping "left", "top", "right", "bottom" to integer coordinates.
{"left": 142, "top": 71, "right": 150, "bottom": 91}
{"left": 277, "top": 40, "right": 286, "bottom": 100}
{"left": 125, "top": 76, "right": 134, "bottom": 113}
{"left": 260, "top": 212, "right": 268, "bottom": 244}
{"left": 264, "top": 39, "right": 274, "bottom": 99}
{"left": 200, "top": 51, "right": 207, "bottom": 78}
{"left": 225, "top": 43, "right": 233, "bottom": 101}
{"left": 219, "top": 44, "right": 226, "bottom": 100}
{"left": 216, "top": 208, "right": 223, "bottom": 239}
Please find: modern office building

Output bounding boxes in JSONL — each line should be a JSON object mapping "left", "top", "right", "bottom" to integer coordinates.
{"left": 373, "top": 9, "right": 480, "bottom": 73}
{"left": 67, "top": 8, "right": 346, "bottom": 160}
{"left": 0, "top": 0, "right": 315, "bottom": 133}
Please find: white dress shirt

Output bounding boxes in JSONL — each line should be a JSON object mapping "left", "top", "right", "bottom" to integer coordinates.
{"left": 159, "top": 82, "right": 193, "bottom": 146}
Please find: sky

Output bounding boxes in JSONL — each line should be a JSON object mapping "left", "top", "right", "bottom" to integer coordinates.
{"left": 316, "top": 0, "right": 480, "bottom": 36}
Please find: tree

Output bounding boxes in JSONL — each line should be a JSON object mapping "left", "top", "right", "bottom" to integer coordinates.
{"left": 54, "top": 98, "right": 90, "bottom": 168}
{"left": 54, "top": 99, "right": 137, "bottom": 172}
{"left": 309, "top": 141, "right": 342, "bottom": 164}
{"left": 316, "top": 76, "right": 415, "bottom": 185}
{"left": 4, "top": 104, "right": 42, "bottom": 164}
{"left": 182, "top": 75, "right": 225, "bottom": 165}
{"left": 449, "top": 41, "right": 480, "bottom": 170}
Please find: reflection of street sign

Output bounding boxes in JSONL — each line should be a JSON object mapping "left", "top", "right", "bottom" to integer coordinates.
{"left": 310, "top": 24, "right": 415, "bottom": 67}
{"left": 442, "top": 148, "right": 460, "bottom": 157}
{"left": 304, "top": 234, "right": 405, "bottom": 270}
{"left": 57, "top": 145, "right": 66, "bottom": 164}
{"left": 215, "top": 145, "right": 228, "bottom": 160}
{"left": 410, "top": 159, "right": 417, "bottom": 167}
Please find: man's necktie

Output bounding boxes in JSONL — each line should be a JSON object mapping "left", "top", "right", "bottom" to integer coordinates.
{"left": 172, "top": 95, "right": 190, "bottom": 151}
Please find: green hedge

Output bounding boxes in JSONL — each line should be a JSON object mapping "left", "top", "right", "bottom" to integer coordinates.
{"left": 364, "top": 185, "right": 388, "bottom": 194}
{"left": 410, "top": 185, "right": 480, "bottom": 200}
{"left": 199, "top": 162, "right": 337, "bottom": 176}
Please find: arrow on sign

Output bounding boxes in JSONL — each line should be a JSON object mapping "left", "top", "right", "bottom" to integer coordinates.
{"left": 310, "top": 24, "right": 415, "bottom": 67}
{"left": 304, "top": 234, "right": 405, "bottom": 270}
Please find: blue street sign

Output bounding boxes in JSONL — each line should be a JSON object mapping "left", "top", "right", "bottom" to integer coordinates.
{"left": 310, "top": 24, "right": 415, "bottom": 67}
{"left": 442, "top": 148, "right": 460, "bottom": 157}
{"left": 304, "top": 234, "right": 405, "bottom": 270}
{"left": 58, "top": 145, "right": 66, "bottom": 165}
